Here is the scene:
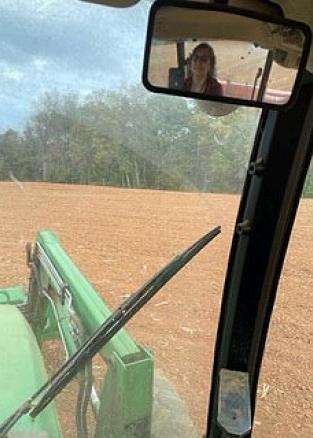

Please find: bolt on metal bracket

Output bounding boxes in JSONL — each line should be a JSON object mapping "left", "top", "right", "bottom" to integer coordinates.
{"left": 248, "top": 158, "right": 265, "bottom": 176}
{"left": 217, "top": 368, "right": 252, "bottom": 437}
{"left": 236, "top": 220, "right": 251, "bottom": 236}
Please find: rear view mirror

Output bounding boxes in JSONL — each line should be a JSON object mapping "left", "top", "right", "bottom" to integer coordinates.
{"left": 143, "top": 1, "right": 311, "bottom": 109}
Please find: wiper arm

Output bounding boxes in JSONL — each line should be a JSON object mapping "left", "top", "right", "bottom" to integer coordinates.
{"left": 0, "top": 226, "right": 221, "bottom": 437}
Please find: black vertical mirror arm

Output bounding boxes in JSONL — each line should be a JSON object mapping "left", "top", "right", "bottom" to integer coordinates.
{"left": 251, "top": 67, "right": 262, "bottom": 100}
{"left": 206, "top": 73, "right": 313, "bottom": 438}
{"left": 256, "top": 50, "right": 274, "bottom": 102}
{"left": 177, "top": 42, "right": 185, "bottom": 69}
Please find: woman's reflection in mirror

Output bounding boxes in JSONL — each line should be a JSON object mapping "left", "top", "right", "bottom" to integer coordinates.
{"left": 184, "top": 43, "right": 223, "bottom": 96}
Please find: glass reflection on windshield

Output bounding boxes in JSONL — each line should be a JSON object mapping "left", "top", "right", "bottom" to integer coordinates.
{"left": 0, "top": 1, "right": 260, "bottom": 436}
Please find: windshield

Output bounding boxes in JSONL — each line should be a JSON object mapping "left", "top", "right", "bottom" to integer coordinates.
{"left": 0, "top": 1, "right": 260, "bottom": 437}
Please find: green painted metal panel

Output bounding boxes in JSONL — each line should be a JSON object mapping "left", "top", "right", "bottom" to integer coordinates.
{"left": 0, "top": 287, "right": 27, "bottom": 305}
{"left": 0, "top": 305, "right": 62, "bottom": 436}
{"left": 37, "top": 230, "right": 141, "bottom": 358}
{"left": 36, "top": 230, "right": 154, "bottom": 436}
{"left": 95, "top": 349, "right": 154, "bottom": 438}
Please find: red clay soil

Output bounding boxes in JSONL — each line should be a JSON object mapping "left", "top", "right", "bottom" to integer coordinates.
{"left": 1, "top": 181, "right": 313, "bottom": 437}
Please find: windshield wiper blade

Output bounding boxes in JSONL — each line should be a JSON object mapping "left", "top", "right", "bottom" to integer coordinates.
{"left": 0, "top": 226, "right": 221, "bottom": 437}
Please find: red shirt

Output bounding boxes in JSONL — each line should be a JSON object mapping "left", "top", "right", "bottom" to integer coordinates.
{"left": 184, "top": 76, "right": 223, "bottom": 96}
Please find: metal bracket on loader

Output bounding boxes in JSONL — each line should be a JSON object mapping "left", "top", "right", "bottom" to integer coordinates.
{"left": 0, "top": 227, "right": 220, "bottom": 438}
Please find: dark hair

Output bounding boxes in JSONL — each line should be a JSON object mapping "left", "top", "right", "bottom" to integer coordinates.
{"left": 191, "top": 43, "right": 217, "bottom": 78}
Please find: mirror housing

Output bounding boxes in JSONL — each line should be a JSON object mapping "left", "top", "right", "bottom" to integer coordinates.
{"left": 143, "top": 0, "right": 311, "bottom": 110}
{"left": 81, "top": 0, "right": 139, "bottom": 7}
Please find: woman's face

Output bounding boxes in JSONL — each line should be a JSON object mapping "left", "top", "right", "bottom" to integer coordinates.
{"left": 191, "top": 48, "right": 211, "bottom": 80}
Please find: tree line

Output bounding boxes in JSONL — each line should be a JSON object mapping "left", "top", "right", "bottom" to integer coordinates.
{"left": 1, "top": 85, "right": 312, "bottom": 195}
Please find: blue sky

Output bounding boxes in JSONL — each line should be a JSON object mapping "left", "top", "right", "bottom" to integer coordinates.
{"left": 0, "top": 0, "right": 149, "bottom": 130}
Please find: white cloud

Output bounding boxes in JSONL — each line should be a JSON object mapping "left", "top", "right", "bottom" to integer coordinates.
{"left": 1, "top": 67, "right": 23, "bottom": 81}
{"left": 32, "top": 58, "right": 49, "bottom": 71}
{"left": 0, "top": 0, "right": 150, "bottom": 130}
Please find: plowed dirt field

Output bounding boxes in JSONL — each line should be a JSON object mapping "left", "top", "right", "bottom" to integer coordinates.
{"left": 1, "top": 182, "right": 313, "bottom": 437}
